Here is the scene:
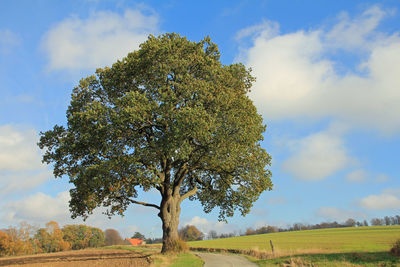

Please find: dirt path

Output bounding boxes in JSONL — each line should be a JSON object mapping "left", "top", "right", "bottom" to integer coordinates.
{"left": 195, "top": 252, "right": 257, "bottom": 267}
{"left": 0, "top": 249, "right": 151, "bottom": 267}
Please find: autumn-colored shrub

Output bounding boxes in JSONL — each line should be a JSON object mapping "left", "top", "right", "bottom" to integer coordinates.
{"left": 179, "top": 225, "right": 204, "bottom": 241}
{"left": 166, "top": 239, "right": 188, "bottom": 254}
{"left": 0, "top": 230, "right": 12, "bottom": 256}
{"left": 0, "top": 226, "right": 34, "bottom": 256}
{"left": 35, "top": 221, "right": 70, "bottom": 253}
{"left": 62, "top": 225, "right": 104, "bottom": 249}
{"left": 391, "top": 239, "right": 400, "bottom": 256}
{"left": 0, "top": 221, "right": 107, "bottom": 257}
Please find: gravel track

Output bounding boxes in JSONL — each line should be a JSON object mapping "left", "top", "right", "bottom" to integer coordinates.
{"left": 195, "top": 252, "right": 257, "bottom": 267}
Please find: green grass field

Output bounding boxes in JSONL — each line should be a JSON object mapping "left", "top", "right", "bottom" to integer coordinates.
{"left": 188, "top": 226, "right": 400, "bottom": 253}
{"left": 188, "top": 226, "right": 400, "bottom": 266}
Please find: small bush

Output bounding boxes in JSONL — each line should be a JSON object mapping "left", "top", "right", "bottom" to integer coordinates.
{"left": 390, "top": 239, "right": 400, "bottom": 256}
{"left": 164, "top": 239, "right": 188, "bottom": 254}
{"left": 174, "top": 239, "right": 188, "bottom": 253}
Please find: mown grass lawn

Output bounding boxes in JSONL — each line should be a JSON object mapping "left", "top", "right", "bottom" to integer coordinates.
{"left": 188, "top": 226, "right": 400, "bottom": 253}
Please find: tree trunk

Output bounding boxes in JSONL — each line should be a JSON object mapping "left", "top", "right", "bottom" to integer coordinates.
{"left": 159, "top": 193, "right": 181, "bottom": 254}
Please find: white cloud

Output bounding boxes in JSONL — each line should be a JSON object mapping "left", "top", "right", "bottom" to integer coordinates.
{"left": 346, "top": 169, "right": 367, "bottom": 183}
{"left": 282, "top": 126, "right": 353, "bottom": 180}
{"left": 315, "top": 207, "right": 366, "bottom": 222}
{"left": 2, "top": 190, "right": 126, "bottom": 231}
{"left": 0, "top": 29, "right": 20, "bottom": 54}
{"left": 0, "top": 125, "right": 51, "bottom": 195}
{"left": 240, "top": 6, "right": 400, "bottom": 134}
{"left": 325, "top": 6, "right": 389, "bottom": 51}
{"left": 235, "top": 20, "right": 279, "bottom": 41}
{"left": 345, "top": 170, "right": 391, "bottom": 183}
{"left": 0, "top": 125, "right": 43, "bottom": 171}
{"left": 4, "top": 191, "right": 71, "bottom": 222}
{"left": 0, "top": 170, "right": 52, "bottom": 195}
{"left": 42, "top": 9, "right": 158, "bottom": 70}
{"left": 360, "top": 192, "right": 400, "bottom": 210}
{"left": 183, "top": 216, "right": 238, "bottom": 235}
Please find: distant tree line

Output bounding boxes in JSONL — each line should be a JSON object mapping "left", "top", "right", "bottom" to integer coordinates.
{"left": 140, "top": 215, "right": 400, "bottom": 242}
{"left": 122, "top": 215, "right": 400, "bottom": 243}
{"left": 4, "top": 214, "right": 396, "bottom": 257}
{"left": 0, "top": 221, "right": 105, "bottom": 257}
{"left": 238, "top": 215, "right": 400, "bottom": 238}
{"left": 204, "top": 214, "right": 400, "bottom": 239}
{"left": 151, "top": 215, "right": 400, "bottom": 241}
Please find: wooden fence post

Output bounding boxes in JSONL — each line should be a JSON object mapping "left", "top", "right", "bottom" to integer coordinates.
{"left": 270, "top": 240, "right": 274, "bottom": 253}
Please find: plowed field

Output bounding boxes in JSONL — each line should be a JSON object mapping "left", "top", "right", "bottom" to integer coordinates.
{"left": 0, "top": 249, "right": 151, "bottom": 267}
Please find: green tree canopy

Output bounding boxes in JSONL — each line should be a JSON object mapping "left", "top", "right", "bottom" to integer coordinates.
{"left": 131, "top": 232, "right": 145, "bottom": 239}
{"left": 62, "top": 225, "right": 104, "bottom": 249}
{"left": 39, "top": 33, "right": 272, "bottom": 253}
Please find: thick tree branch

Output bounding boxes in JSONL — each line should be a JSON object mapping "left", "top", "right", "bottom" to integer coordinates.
{"left": 179, "top": 186, "right": 197, "bottom": 204}
{"left": 155, "top": 185, "right": 163, "bottom": 193}
{"left": 172, "top": 163, "right": 188, "bottom": 196}
{"left": 128, "top": 199, "right": 160, "bottom": 210}
{"left": 162, "top": 158, "right": 172, "bottom": 193}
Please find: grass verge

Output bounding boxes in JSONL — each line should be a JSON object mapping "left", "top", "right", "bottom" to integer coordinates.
{"left": 249, "top": 251, "right": 399, "bottom": 266}
{"left": 107, "top": 245, "right": 203, "bottom": 266}
{"left": 168, "top": 253, "right": 203, "bottom": 267}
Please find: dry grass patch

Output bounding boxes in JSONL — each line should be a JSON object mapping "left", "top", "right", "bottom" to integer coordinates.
{"left": 390, "top": 239, "right": 400, "bottom": 256}
{"left": 150, "top": 253, "right": 176, "bottom": 267}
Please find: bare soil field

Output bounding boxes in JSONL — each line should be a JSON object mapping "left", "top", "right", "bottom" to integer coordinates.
{"left": 0, "top": 248, "right": 151, "bottom": 267}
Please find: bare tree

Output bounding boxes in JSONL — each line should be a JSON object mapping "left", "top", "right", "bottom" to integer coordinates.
{"left": 208, "top": 230, "right": 218, "bottom": 240}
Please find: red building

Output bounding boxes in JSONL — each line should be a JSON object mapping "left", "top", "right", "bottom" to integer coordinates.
{"left": 125, "top": 238, "right": 144, "bottom": 246}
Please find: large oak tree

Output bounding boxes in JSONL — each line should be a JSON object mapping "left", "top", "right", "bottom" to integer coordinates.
{"left": 39, "top": 33, "right": 272, "bottom": 253}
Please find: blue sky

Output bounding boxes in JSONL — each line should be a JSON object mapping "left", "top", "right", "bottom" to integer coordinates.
{"left": 1, "top": 0, "right": 399, "bottom": 239}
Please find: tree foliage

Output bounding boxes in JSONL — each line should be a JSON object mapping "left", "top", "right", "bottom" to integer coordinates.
{"left": 131, "top": 232, "right": 145, "bottom": 239}
{"left": 0, "top": 223, "right": 38, "bottom": 256}
{"left": 0, "top": 221, "right": 105, "bottom": 257}
{"left": 345, "top": 218, "right": 356, "bottom": 227}
{"left": 35, "top": 221, "right": 70, "bottom": 253}
{"left": 38, "top": 33, "right": 272, "bottom": 253}
{"left": 208, "top": 230, "right": 218, "bottom": 239}
{"left": 62, "top": 225, "right": 104, "bottom": 249}
{"left": 0, "top": 230, "right": 13, "bottom": 256}
{"left": 104, "top": 229, "right": 124, "bottom": 246}
{"left": 179, "top": 225, "right": 204, "bottom": 241}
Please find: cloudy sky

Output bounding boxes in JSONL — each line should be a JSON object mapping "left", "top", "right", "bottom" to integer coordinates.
{"left": 1, "top": 0, "right": 399, "bottom": 238}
